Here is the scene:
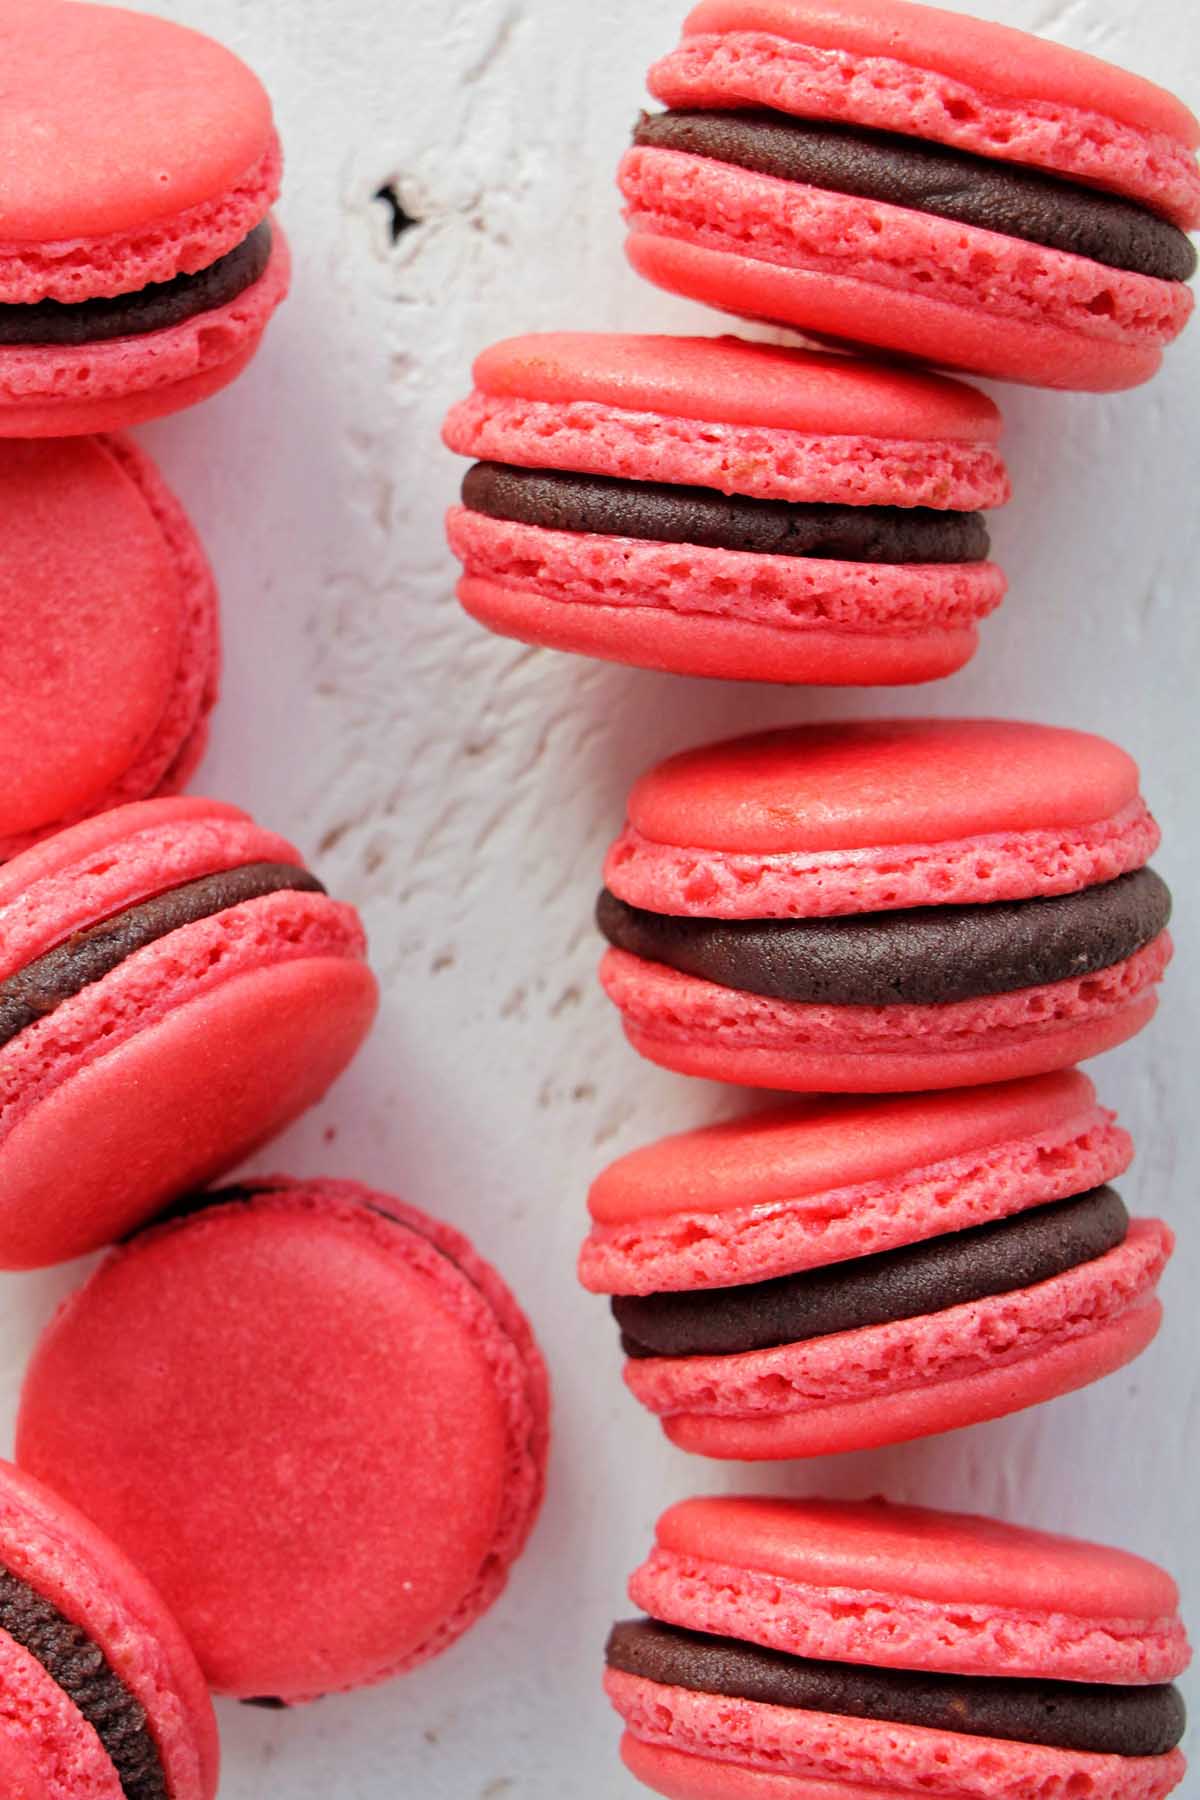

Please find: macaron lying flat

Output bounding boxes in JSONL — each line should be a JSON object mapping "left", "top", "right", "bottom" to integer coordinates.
{"left": 0, "top": 437, "right": 219, "bottom": 861}
{"left": 443, "top": 333, "right": 1009, "bottom": 685}
{"left": 0, "top": 0, "right": 289, "bottom": 435}
{"left": 0, "top": 1457, "right": 218, "bottom": 1800}
{"left": 622, "top": 0, "right": 1200, "bottom": 391}
{"left": 582, "top": 1071, "right": 1171, "bottom": 1459}
{"left": 0, "top": 797, "right": 378, "bottom": 1267}
{"left": 608, "top": 1496, "right": 1190, "bottom": 1800}
{"left": 598, "top": 719, "right": 1171, "bottom": 1093}
{"left": 17, "top": 1178, "right": 551, "bottom": 1704}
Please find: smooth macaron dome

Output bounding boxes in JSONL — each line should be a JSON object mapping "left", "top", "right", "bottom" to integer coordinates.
{"left": 582, "top": 1072, "right": 1172, "bottom": 1459}
{"left": 17, "top": 1178, "right": 551, "bottom": 1704}
{"left": 443, "top": 332, "right": 1010, "bottom": 686}
{"left": 608, "top": 1495, "right": 1190, "bottom": 1800}
{"left": 622, "top": 0, "right": 1200, "bottom": 391}
{"left": 598, "top": 718, "right": 1172, "bottom": 1094}
{"left": 0, "top": 437, "right": 219, "bottom": 861}
{"left": 0, "top": 797, "right": 378, "bottom": 1267}
{"left": 0, "top": 0, "right": 289, "bottom": 436}
{"left": 0, "top": 1457, "right": 219, "bottom": 1800}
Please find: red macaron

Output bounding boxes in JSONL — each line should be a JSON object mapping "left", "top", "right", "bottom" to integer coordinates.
{"left": 622, "top": 0, "right": 1199, "bottom": 390}
{"left": 598, "top": 719, "right": 1171, "bottom": 1093}
{"left": 17, "top": 1177, "right": 551, "bottom": 1705}
{"left": 608, "top": 1495, "right": 1190, "bottom": 1799}
{"left": 582, "top": 1071, "right": 1170, "bottom": 1459}
{"left": 443, "top": 332, "right": 1009, "bottom": 685}
{"left": 0, "top": 436, "right": 219, "bottom": 861}
{"left": 0, "top": 1457, "right": 219, "bottom": 1800}
{"left": 0, "top": 0, "right": 289, "bottom": 435}
{"left": 0, "top": 797, "right": 378, "bottom": 1267}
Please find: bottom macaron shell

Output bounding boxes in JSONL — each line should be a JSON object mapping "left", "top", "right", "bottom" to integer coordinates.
{"left": 601, "top": 940, "right": 1168, "bottom": 1093}
{"left": 0, "top": 1732, "right": 48, "bottom": 1800}
{"left": 0, "top": 232, "right": 290, "bottom": 439}
{"left": 623, "top": 1735, "right": 895, "bottom": 1800}
{"left": 608, "top": 1672, "right": 1186, "bottom": 1800}
{"left": 626, "top": 233, "right": 1166, "bottom": 394}
{"left": 459, "top": 576, "right": 980, "bottom": 686}
{"left": 0, "top": 953, "right": 377, "bottom": 1267}
{"left": 662, "top": 1298, "right": 1161, "bottom": 1460}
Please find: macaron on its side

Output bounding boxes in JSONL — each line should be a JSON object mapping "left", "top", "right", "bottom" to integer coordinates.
{"left": 0, "top": 1, "right": 289, "bottom": 434}
{"left": 444, "top": 333, "right": 1009, "bottom": 684}
{"left": 16, "top": 1180, "right": 551, "bottom": 1703}
{"left": 0, "top": 1458, "right": 218, "bottom": 1800}
{"left": 585, "top": 1077, "right": 1168, "bottom": 1458}
{"left": 0, "top": 798, "right": 378, "bottom": 1267}
{"left": 0, "top": 437, "right": 220, "bottom": 862}
{"left": 598, "top": 720, "right": 1172, "bottom": 1093}
{"left": 622, "top": 0, "right": 1200, "bottom": 389}
{"left": 609, "top": 1497, "right": 1190, "bottom": 1799}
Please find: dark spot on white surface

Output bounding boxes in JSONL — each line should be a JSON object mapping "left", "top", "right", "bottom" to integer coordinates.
{"left": 374, "top": 182, "right": 421, "bottom": 242}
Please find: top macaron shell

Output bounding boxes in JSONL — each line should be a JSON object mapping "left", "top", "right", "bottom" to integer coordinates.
{"left": 599, "top": 719, "right": 1171, "bottom": 1092}
{"left": 0, "top": 0, "right": 289, "bottom": 434}
{"left": 624, "top": 0, "right": 1200, "bottom": 389}
{"left": 17, "top": 1179, "right": 551, "bottom": 1703}
{"left": 444, "top": 333, "right": 1010, "bottom": 684}
{"left": 0, "top": 1458, "right": 219, "bottom": 1800}
{"left": 0, "top": 797, "right": 378, "bottom": 1267}
{"left": 0, "top": 436, "right": 219, "bottom": 860}
{"left": 610, "top": 1495, "right": 1191, "bottom": 1800}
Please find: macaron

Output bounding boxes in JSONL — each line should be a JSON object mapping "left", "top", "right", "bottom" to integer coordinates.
{"left": 17, "top": 1177, "right": 551, "bottom": 1704}
{"left": 598, "top": 719, "right": 1171, "bottom": 1093}
{"left": 442, "top": 333, "right": 1009, "bottom": 685}
{"left": 621, "top": 0, "right": 1200, "bottom": 391}
{"left": 0, "top": 0, "right": 289, "bottom": 436}
{"left": 0, "top": 797, "right": 378, "bottom": 1267}
{"left": 0, "top": 437, "right": 219, "bottom": 862}
{"left": 607, "top": 1495, "right": 1190, "bottom": 1800}
{"left": 0, "top": 1456, "right": 218, "bottom": 1800}
{"left": 582, "top": 1071, "right": 1172, "bottom": 1458}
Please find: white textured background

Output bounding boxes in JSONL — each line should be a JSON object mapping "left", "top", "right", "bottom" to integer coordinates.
{"left": 3, "top": 1, "right": 1198, "bottom": 1794}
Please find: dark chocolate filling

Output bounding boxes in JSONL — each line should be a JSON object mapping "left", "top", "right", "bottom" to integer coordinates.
{"left": 634, "top": 112, "right": 1197, "bottom": 283}
{"left": 596, "top": 867, "right": 1171, "bottom": 1007}
{"left": 607, "top": 1619, "right": 1188, "bottom": 1758}
{"left": 0, "top": 221, "right": 274, "bottom": 347}
{"left": 0, "top": 861, "right": 325, "bottom": 1052}
{"left": 0, "top": 1565, "right": 169, "bottom": 1800}
{"left": 615, "top": 1187, "right": 1128, "bottom": 1358}
{"left": 462, "top": 462, "right": 990, "bottom": 564}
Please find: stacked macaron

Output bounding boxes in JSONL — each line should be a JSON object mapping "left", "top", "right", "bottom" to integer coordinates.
{"left": 1, "top": 0, "right": 288, "bottom": 436}
{"left": 608, "top": 1497, "right": 1191, "bottom": 1800}
{"left": 621, "top": 0, "right": 1200, "bottom": 390}
{"left": 582, "top": 1072, "right": 1170, "bottom": 1458}
{"left": 444, "top": 332, "right": 1010, "bottom": 683}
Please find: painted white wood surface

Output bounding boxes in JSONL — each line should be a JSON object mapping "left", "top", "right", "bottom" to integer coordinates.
{"left": 2, "top": 2, "right": 1197, "bottom": 1794}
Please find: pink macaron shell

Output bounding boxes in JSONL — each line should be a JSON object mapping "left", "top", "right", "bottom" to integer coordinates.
{"left": 0, "top": 437, "right": 219, "bottom": 859}
{"left": 0, "top": 228, "right": 290, "bottom": 439}
{"left": 581, "top": 1074, "right": 1132, "bottom": 1294}
{"left": 652, "top": 0, "right": 1200, "bottom": 224}
{"left": 626, "top": 230, "right": 1169, "bottom": 393}
{"left": 633, "top": 1495, "right": 1188, "bottom": 1682}
{"left": 620, "top": 151, "right": 1191, "bottom": 393}
{"left": 608, "top": 1671, "right": 1185, "bottom": 1800}
{"left": 624, "top": 1219, "right": 1169, "bottom": 1429}
{"left": 0, "top": 897, "right": 377, "bottom": 1267}
{"left": 0, "top": 797, "right": 304, "bottom": 980}
{"left": 664, "top": 1299, "right": 1162, "bottom": 1459}
{"left": 17, "top": 1182, "right": 550, "bottom": 1701}
{"left": 0, "top": 0, "right": 279, "bottom": 300}
{"left": 601, "top": 933, "right": 1170, "bottom": 1094}
{"left": 0, "top": 1728, "right": 49, "bottom": 1800}
{"left": 0, "top": 1461, "right": 218, "bottom": 1800}
{"left": 622, "top": 1734, "right": 897, "bottom": 1800}
{"left": 0, "top": 1632, "right": 123, "bottom": 1800}
{"left": 450, "top": 510, "right": 1002, "bottom": 681}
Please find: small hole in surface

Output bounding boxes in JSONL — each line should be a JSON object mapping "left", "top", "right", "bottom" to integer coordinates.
{"left": 374, "top": 182, "right": 421, "bottom": 243}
